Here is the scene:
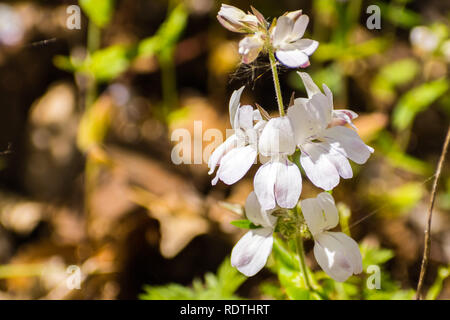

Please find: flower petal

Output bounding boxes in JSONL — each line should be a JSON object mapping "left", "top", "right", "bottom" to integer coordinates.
{"left": 235, "top": 105, "right": 254, "bottom": 129}
{"left": 217, "top": 4, "right": 258, "bottom": 33}
{"left": 300, "top": 192, "right": 338, "bottom": 235}
{"left": 208, "top": 134, "right": 239, "bottom": 175}
{"left": 300, "top": 142, "right": 340, "bottom": 190}
{"left": 239, "top": 35, "right": 263, "bottom": 64}
{"left": 245, "top": 191, "right": 277, "bottom": 228}
{"left": 231, "top": 228, "right": 274, "bottom": 277}
{"left": 322, "top": 83, "right": 333, "bottom": 110}
{"left": 214, "top": 145, "right": 256, "bottom": 185}
{"left": 330, "top": 232, "right": 363, "bottom": 275}
{"left": 316, "top": 192, "right": 339, "bottom": 229}
{"left": 229, "top": 86, "right": 245, "bottom": 128}
{"left": 297, "top": 72, "right": 320, "bottom": 98}
{"left": 254, "top": 161, "right": 278, "bottom": 210}
{"left": 274, "top": 159, "right": 302, "bottom": 209}
{"left": 273, "top": 16, "right": 292, "bottom": 47}
{"left": 313, "top": 232, "right": 358, "bottom": 282}
{"left": 276, "top": 50, "right": 309, "bottom": 68}
{"left": 292, "top": 14, "right": 309, "bottom": 40}
{"left": 331, "top": 109, "right": 358, "bottom": 129}
{"left": 323, "top": 126, "right": 374, "bottom": 164}
{"left": 258, "top": 117, "right": 296, "bottom": 157}
{"left": 287, "top": 100, "right": 323, "bottom": 145}
{"left": 308, "top": 92, "right": 332, "bottom": 130}
{"left": 292, "top": 39, "right": 319, "bottom": 56}
{"left": 313, "top": 142, "right": 353, "bottom": 179}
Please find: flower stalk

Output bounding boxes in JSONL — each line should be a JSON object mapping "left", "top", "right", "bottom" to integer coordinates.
{"left": 268, "top": 49, "right": 285, "bottom": 116}
{"left": 295, "top": 235, "right": 313, "bottom": 291}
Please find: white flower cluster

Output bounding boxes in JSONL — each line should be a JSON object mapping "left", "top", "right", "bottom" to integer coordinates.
{"left": 217, "top": 4, "right": 318, "bottom": 67}
{"left": 210, "top": 4, "right": 373, "bottom": 282}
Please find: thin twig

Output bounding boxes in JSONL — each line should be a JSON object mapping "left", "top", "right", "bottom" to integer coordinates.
{"left": 416, "top": 125, "right": 450, "bottom": 300}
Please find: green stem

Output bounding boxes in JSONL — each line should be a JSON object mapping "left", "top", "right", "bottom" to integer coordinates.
{"left": 268, "top": 50, "right": 285, "bottom": 116}
{"left": 85, "top": 21, "right": 101, "bottom": 109}
{"left": 295, "top": 235, "right": 313, "bottom": 291}
{"left": 158, "top": 47, "right": 178, "bottom": 121}
{"left": 87, "top": 21, "right": 101, "bottom": 54}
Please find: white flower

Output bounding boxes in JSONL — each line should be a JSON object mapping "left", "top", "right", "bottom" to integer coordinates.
{"left": 238, "top": 32, "right": 265, "bottom": 64}
{"left": 287, "top": 72, "right": 373, "bottom": 191}
{"left": 300, "top": 192, "right": 362, "bottom": 282}
{"left": 208, "top": 86, "right": 265, "bottom": 185}
{"left": 217, "top": 4, "right": 259, "bottom": 33}
{"left": 254, "top": 117, "right": 302, "bottom": 210}
{"left": 410, "top": 26, "right": 439, "bottom": 53}
{"left": 231, "top": 192, "right": 277, "bottom": 276}
{"left": 271, "top": 13, "right": 319, "bottom": 68}
{"left": 217, "top": 4, "right": 264, "bottom": 64}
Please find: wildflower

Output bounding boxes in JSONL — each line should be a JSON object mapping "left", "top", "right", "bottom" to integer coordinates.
{"left": 217, "top": 5, "right": 318, "bottom": 67}
{"left": 217, "top": 4, "right": 266, "bottom": 64}
{"left": 231, "top": 192, "right": 277, "bottom": 276}
{"left": 238, "top": 32, "right": 265, "bottom": 64}
{"left": 254, "top": 117, "right": 302, "bottom": 210}
{"left": 300, "top": 192, "right": 362, "bottom": 282}
{"left": 410, "top": 26, "right": 439, "bottom": 54}
{"left": 271, "top": 12, "right": 319, "bottom": 68}
{"left": 217, "top": 4, "right": 259, "bottom": 33}
{"left": 208, "top": 86, "right": 265, "bottom": 185}
{"left": 287, "top": 72, "right": 373, "bottom": 190}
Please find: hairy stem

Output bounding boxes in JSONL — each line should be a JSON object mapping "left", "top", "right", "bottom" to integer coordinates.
{"left": 268, "top": 50, "right": 285, "bottom": 116}
{"left": 416, "top": 125, "right": 450, "bottom": 299}
{"left": 295, "top": 235, "right": 313, "bottom": 291}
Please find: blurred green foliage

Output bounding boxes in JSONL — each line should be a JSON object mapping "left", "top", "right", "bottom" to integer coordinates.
{"left": 139, "top": 257, "right": 246, "bottom": 300}
{"left": 79, "top": 0, "right": 115, "bottom": 28}
{"left": 48, "top": 0, "right": 450, "bottom": 300}
{"left": 371, "top": 58, "right": 419, "bottom": 103}
{"left": 138, "top": 4, "right": 188, "bottom": 58}
{"left": 393, "top": 78, "right": 449, "bottom": 131}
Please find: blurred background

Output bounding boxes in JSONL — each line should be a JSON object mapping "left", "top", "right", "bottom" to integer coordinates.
{"left": 0, "top": 0, "right": 448, "bottom": 299}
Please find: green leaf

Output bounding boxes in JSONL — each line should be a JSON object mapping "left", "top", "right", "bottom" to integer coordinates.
{"left": 139, "top": 256, "right": 246, "bottom": 300}
{"left": 79, "top": 0, "right": 115, "bottom": 28}
{"left": 83, "top": 45, "right": 132, "bottom": 82}
{"left": 426, "top": 266, "right": 450, "bottom": 300}
{"left": 368, "top": 182, "right": 424, "bottom": 217}
{"left": 371, "top": 59, "right": 419, "bottom": 103}
{"left": 139, "top": 283, "right": 195, "bottom": 300}
{"left": 375, "top": 131, "right": 432, "bottom": 175}
{"left": 216, "top": 257, "right": 247, "bottom": 296}
{"left": 53, "top": 55, "right": 80, "bottom": 73}
{"left": 376, "top": 2, "right": 421, "bottom": 28}
{"left": 138, "top": 4, "right": 188, "bottom": 57}
{"left": 272, "top": 236, "right": 298, "bottom": 271}
{"left": 379, "top": 59, "right": 420, "bottom": 86}
{"left": 314, "top": 38, "right": 389, "bottom": 62}
{"left": 77, "top": 98, "right": 112, "bottom": 152}
{"left": 285, "top": 286, "right": 310, "bottom": 300}
{"left": 230, "top": 220, "right": 261, "bottom": 229}
{"left": 393, "top": 78, "right": 449, "bottom": 131}
{"left": 361, "top": 244, "right": 394, "bottom": 268}
{"left": 259, "top": 282, "right": 286, "bottom": 300}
